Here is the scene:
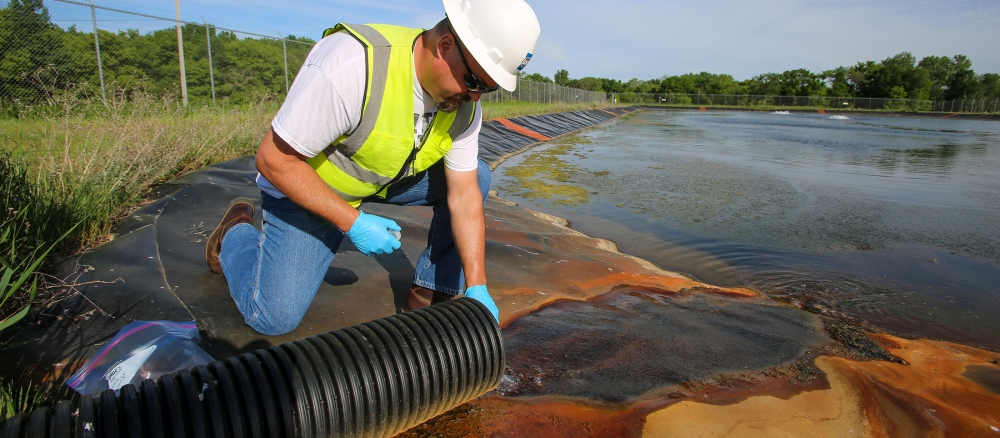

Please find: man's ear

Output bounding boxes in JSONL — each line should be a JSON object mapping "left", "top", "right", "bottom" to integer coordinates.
{"left": 436, "top": 32, "right": 455, "bottom": 60}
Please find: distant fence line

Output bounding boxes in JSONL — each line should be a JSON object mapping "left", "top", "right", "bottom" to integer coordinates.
{"left": 611, "top": 93, "right": 1000, "bottom": 113}
{"left": 930, "top": 99, "right": 1000, "bottom": 113}
{"left": 481, "top": 78, "right": 606, "bottom": 104}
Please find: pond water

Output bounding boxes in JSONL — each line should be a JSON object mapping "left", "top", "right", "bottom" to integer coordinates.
{"left": 493, "top": 110, "right": 1000, "bottom": 350}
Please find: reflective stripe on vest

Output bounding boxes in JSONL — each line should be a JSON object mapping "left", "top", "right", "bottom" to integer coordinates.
{"left": 306, "top": 23, "right": 476, "bottom": 207}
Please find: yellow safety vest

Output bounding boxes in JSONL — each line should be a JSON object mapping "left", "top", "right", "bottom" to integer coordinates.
{"left": 306, "top": 23, "right": 477, "bottom": 207}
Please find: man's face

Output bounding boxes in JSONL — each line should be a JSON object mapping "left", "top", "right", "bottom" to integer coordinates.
{"left": 436, "top": 31, "right": 498, "bottom": 112}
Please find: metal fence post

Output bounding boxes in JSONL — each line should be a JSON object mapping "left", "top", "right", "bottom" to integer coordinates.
{"left": 175, "top": 0, "right": 188, "bottom": 106}
{"left": 280, "top": 34, "right": 289, "bottom": 94}
{"left": 88, "top": 0, "right": 106, "bottom": 101}
{"left": 204, "top": 21, "right": 216, "bottom": 106}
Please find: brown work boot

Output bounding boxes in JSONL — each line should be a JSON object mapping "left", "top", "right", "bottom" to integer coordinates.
{"left": 205, "top": 197, "right": 255, "bottom": 274}
{"left": 403, "top": 284, "right": 458, "bottom": 311}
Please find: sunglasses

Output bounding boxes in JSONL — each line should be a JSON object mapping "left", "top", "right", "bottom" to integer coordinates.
{"left": 447, "top": 25, "right": 500, "bottom": 94}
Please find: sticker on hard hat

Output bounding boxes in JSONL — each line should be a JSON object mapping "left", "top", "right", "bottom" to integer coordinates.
{"left": 517, "top": 53, "right": 533, "bottom": 71}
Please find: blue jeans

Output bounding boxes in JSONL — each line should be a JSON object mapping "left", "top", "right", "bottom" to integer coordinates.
{"left": 220, "top": 159, "right": 491, "bottom": 335}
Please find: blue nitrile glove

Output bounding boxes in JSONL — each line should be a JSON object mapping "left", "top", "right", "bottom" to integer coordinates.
{"left": 465, "top": 285, "right": 499, "bottom": 323}
{"left": 346, "top": 211, "right": 401, "bottom": 256}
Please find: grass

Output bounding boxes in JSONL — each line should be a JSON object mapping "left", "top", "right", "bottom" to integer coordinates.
{"left": 0, "top": 380, "right": 43, "bottom": 422}
{"left": 0, "top": 205, "right": 76, "bottom": 333}
{"left": 1, "top": 83, "right": 276, "bottom": 256}
{"left": 481, "top": 100, "right": 615, "bottom": 120}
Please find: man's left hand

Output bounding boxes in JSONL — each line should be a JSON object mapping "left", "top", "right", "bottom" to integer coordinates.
{"left": 465, "top": 285, "right": 498, "bottom": 323}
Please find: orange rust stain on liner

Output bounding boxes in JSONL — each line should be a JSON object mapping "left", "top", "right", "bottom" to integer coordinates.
{"left": 699, "top": 106, "right": 707, "bottom": 111}
{"left": 495, "top": 118, "right": 551, "bottom": 142}
{"left": 818, "top": 109, "right": 826, "bottom": 114}
{"left": 399, "top": 396, "right": 648, "bottom": 438}
{"left": 943, "top": 113, "right": 960, "bottom": 118}
{"left": 828, "top": 335, "right": 1000, "bottom": 436}
{"left": 644, "top": 335, "right": 1000, "bottom": 437}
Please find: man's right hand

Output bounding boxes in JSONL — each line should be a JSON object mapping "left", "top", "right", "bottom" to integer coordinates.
{"left": 346, "top": 211, "right": 402, "bottom": 256}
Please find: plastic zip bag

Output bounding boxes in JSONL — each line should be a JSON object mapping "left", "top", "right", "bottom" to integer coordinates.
{"left": 65, "top": 320, "right": 214, "bottom": 395}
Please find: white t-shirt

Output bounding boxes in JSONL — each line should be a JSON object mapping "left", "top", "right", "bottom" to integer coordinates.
{"left": 257, "top": 31, "right": 483, "bottom": 199}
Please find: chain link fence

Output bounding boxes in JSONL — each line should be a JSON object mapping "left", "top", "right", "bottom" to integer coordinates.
{"left": 931, "top": 98, "right": 1000, "bottom": 113}
{"left": 23, "top": 0, "right": 314, "bottom": 108}
{"left": 481, "top": 78, "right": 606, "bottom": 104}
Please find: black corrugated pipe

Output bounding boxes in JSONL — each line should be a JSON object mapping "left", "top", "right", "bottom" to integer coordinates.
{"left": 1, "top": 298, "right": 503, "bottom": 438}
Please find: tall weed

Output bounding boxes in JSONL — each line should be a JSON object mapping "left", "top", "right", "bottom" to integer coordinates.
{"left": 0, "top": 380, "right": 42, "bottom": 421}
{"left": 0, "top": 151, "right": 77, "bottom": 330}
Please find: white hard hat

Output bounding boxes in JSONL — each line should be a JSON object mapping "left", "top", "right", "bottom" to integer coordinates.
{"left": 442, "top": 0, "right": 541, "bottom": 91}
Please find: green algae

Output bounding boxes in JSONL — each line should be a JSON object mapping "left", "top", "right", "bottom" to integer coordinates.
{"left": 497, "top": 137, "right": 591, "bottom": 207}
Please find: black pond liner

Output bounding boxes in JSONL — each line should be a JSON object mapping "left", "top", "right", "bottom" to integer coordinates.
{"left": 0, "top": 298, "right": 502, "bottom": 438}
{"left": 476, "top": 120, "right": 539, "bottom": 166}
{"left": 476, "top": 107, "right": 640, "bottom": 168}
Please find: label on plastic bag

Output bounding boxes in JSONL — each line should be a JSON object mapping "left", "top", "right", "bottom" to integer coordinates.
{"left": 104, "top": 344, "right": 157, "bottom": 390}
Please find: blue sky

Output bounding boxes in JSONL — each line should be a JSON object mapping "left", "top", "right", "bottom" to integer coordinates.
{"left": 53, "top": 0, "right": 1000, "bottom": 81}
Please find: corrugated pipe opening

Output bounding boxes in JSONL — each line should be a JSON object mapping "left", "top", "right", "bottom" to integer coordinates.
{"left": 1, "top": 298, "right": 503, "bottom": 437}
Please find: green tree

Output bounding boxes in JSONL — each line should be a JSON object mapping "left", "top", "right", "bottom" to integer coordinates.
{"left": 575, "top": 77, "right": 604, "bottom": 91}
{"left": 659, "top": 74, "right": 699, "bottom": 94}
{"left": 778, "top": 69, "right": 827, "bottom": 96}
{"left": 553, "top": 69, "right": 570, "bottom": 86}
{"left": 658, "top": 72, "right": 743, "bottom": 95}
{"left": 622, "top": 78, "right": 656, "bottom": 93}
{"left": 601, "top": 78, "right": 624, "bottom": 93}
{"left": 979, "top": 73, "right": 1000, "bottom": 100}
{"left": 944, "top": 55, "right": 978, "bottom": 100}
{"left": 523, "top": 72, "right": 552, "bottom": 83}
{"left": 917, "top": 55, "right": 955, "bottom": 101}
{"left": 851, "top": 53, "right": 930, "bottom": 100}
{"left": 56, "top": 26, "right": 102, "bottom": 90}
{"left": 741, "top": 72, "right": 781, "bottom": 95}
{"left": 822, "top": 66, "right": 855, "bottom": 97}
{"left": 703, "top": 73, "right": 742, "bottom": 95}
{"left": 888, "top": 86, "right": 907, "bottom": 99}
{"left": 0, "top": 0, "right": 69, "bottom": 104}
